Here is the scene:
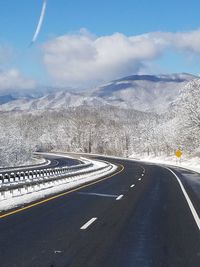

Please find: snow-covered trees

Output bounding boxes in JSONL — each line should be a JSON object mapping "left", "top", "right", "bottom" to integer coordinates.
{"left": 172, "top": 79, "right": 200, "bottom": 154}
{"left": 1, "top": 78, "right": 200, "bottom": 167}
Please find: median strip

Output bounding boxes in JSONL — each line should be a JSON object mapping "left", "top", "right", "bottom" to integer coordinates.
{"left": 0, "top": 163, "right": 123, "bottom": 219}
{"left": 0, "top": 155, "right": 119, "bottom": 213}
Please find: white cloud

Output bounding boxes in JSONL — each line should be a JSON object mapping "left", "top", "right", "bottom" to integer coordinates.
{"left": 42, "top": 30, "right": 162, "bottom": 87}
{"left": 42, "top": 28, "right": 200, "bottom": 87}
{"left": 148, "top": 29, "right": 200, "bottom": 53}
{"left": 0, "top": 69, "right": 36, "bottom": 93}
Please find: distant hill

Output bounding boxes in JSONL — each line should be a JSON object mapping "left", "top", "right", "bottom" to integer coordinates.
{"left": 0, "top": 73, "right": 198, "bottom": 113}
{"left": 0, "top": 95, "right": 16, "bottom": 105}
{"left": 92, "top": 73, "right": 197, "bottom": 112}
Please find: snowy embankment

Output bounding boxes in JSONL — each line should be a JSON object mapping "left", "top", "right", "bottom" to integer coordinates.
{"left": 0, "top": 157, "right": 117, "bottom": 212}
{"left": 132, "top": 154, "right": 200, "bottom": 173}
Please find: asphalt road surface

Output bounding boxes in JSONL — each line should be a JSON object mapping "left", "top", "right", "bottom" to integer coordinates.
{"left": 0, "top": 156, "right": 200, "bottom": 267}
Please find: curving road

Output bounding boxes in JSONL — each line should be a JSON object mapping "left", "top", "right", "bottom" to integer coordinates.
{"left": 0, "top": 156, "right": 200, "bottom": 267}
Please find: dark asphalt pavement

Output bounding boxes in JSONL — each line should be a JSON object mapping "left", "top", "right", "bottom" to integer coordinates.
{"left": 0, "top": 156, "right": 200, "bottom": 267}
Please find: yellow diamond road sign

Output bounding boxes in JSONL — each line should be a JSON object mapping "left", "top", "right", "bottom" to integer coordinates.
{"left": 175, "top": 150, "right": 182, "bottom": 158}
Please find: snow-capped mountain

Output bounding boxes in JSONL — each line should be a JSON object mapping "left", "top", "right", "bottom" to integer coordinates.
{"left": 92, "top": 73, "right": 197, "bottom": 112}
{"left": 0, "top": 73, "right": 197, "bottom": 113}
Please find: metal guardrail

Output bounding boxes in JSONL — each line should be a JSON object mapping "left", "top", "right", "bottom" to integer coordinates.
{"left": 0, "top": 162, "right": 93, "bottom": 186}
{"left": 0, "top": 162, "right": 113, "bottom": 200}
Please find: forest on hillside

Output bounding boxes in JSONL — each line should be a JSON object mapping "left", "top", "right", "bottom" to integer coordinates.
{"left": 0, "top": 79, "right": 200, "bottom": 167}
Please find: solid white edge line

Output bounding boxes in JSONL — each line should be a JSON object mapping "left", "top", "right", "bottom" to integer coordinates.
{"left": 166, "top": 167, "right": 200, "bottom": 231}
{"left": 116, "top": 195, "right": 123, "bottom": 200}
{"left": 80, "top": 217, "right": 97, "bottom": 230}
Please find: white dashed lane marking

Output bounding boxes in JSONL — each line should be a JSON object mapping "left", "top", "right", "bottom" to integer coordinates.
{"left": 80, "top": 218, "right": 97, "bottom": 230}
{"left": 116, "top": 195, "right": 124, "bottom": 201}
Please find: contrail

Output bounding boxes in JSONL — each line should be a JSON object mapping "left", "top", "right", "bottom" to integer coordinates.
{"left": 31, "top": 0, "right": 47, "bottom": 45}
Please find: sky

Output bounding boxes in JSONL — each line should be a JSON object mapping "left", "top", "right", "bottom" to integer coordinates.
{"left": 0, "top": 0, "right": 200, "bottom": 93}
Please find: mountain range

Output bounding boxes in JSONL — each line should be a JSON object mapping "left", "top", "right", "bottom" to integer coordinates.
{"left": 0, "top": 73, "right": 198, "bottom": 113}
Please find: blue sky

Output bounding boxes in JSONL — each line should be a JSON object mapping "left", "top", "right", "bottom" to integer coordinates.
{"left": 1, "top": 0, "right": 200, "bottom": 43}
{"left": 0, "top": 0, "right": 200, "bottom": 90}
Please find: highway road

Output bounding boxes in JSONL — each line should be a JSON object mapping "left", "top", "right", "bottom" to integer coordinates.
{"left": 0, "top": 156, "right": 200, "bottom": 267}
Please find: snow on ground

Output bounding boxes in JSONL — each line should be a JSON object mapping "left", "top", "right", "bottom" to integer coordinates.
{"left": 131, "top": 154, "right": 200, "bottom": 174}
{"left": 0, "top": 158, "right": 117, "bottom": 212}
